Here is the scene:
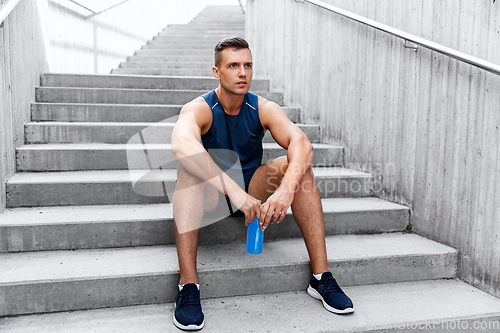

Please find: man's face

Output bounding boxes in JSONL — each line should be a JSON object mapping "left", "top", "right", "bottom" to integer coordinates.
{"left": 213, "top": 48, "right": 253, "bottom": 95}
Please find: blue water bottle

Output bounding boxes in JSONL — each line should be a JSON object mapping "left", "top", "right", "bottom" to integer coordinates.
{"left": 246, "top": 216, "right": 264, "bottom": 254}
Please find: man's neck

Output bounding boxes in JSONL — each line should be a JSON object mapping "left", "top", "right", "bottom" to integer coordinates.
{"left": 215, "top": 86, "right": 245, "bottom": 115}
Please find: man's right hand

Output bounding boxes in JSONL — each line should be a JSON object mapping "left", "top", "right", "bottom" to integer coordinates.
{"left": 230, "top": 190, "right": 261, "bottom": 225}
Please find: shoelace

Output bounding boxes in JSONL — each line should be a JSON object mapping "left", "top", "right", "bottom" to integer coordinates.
{"left": 178, "top": 289, "right": 201, "bottom": 306}
{"left": 320, "top": 276, "right": 343, "bottom": 294}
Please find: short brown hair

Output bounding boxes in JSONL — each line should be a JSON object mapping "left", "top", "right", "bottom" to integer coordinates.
{"left": 214, "top": 37, "right": 251, "bottom": 67}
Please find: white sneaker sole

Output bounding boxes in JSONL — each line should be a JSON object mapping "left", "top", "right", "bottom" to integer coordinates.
{"left": 307, "top": 285, "right": 354, "bottom": 314}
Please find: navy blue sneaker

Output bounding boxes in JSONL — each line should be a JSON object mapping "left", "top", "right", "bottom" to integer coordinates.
{"left": 307, "top": 272, "right": 354, "bottom": 314}
{"left": 173, "top": 283, "right": 205, "bottom": 330}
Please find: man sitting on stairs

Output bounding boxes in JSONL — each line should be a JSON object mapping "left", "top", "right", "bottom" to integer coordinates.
{"left": 170, "top": 37, "right": 353, "bottom": 331}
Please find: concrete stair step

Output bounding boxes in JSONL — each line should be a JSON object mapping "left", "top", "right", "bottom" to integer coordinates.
{"left": 188, "top": 19, "right": 243, "bottom": 22}
{"left": 190, "top": 15, "right": 243, "bottom": 20}
{"left": 162, "top": 23, "right": 244, "bottom": 28}
{"left": 180, "top": 13, "right": 243, "bottom": 19}
{"left": 191, "top": 10, "right": 242, "bottom": 16}
{"left": 152, "top": 35, "right": 234, "bottom": 43}
{"left": 110, "top": 68, "right": 218, "bottom": 76}
{"left": 191, "top": 16, "right": 243, "bottom": 19}
{"left": 188, "top": 18, "right": 244, "bottom": 23}
{"left": 145, "top": 41, "right": 225, "bottom": 48}
{"left": 24, "top": 122, "right": 178, "bottom": 144}
{"left": 127, "top": 55, "right": 214, "bottom": 62}
{"left": 15, "top": 143, "right": 343, "bottom": 172}
{"left": 118, "top": 61, "right": 213, "bottom": 69}
{"left": 190, "top": 15, "right": 243, "bottom": 19}
{"left": 31, "top": 103, "right": 300, "bottom": 123}
{"left": 35, "top": 87, "right": 283, "bottom": 105}
{"left": 164, "top": 24, "right": 244, "bottom": 30}
{"left": 157, "top": 32, "right": 245, "bottom": 40}
{"left": 24, "top": 122, "right": 319, "bottom": 144}
{"left": 191, "top": 16, "right": 243, "bottom": 20}
{"left": 180, "top": 15, "right": 243, "bottom": 21}
{"left": 166, "top": 22, "right": 244, "bottom": 26}
{"left": 156, "top": 32, "right": 244, "bottom": 40}
{"left": 148, "top": 38, "right": 226, "bottom": 44}
{"left": 188, "top": 4, "right": 242, "bottom": 11}
{"left": 140, "top": 43, "right": 216, "bottom": 50}
{"left": 6, "top": 167, "right": 370, "bottom": 207}
{"left": 31, "top": 103, "right": 182, "bottom": 122}
{"left": 40, "top": 73, "right": 269, "bottom": 91}
{"left": 0, "top": 233, "right": 457, "bottom": 316}
{"left": 133, "top": 49, "right": 214, "bottom": 56}
{"left": 193, "top": 9, "right": 242, "bottom": 15}
{"left": 0, "top": 197, "right": 408, "bottom": 252}
{"left": 192, "top": 4, "right": 242, "bottom": 10}
{"left": 2, "top": 280, "right": 500, "bottom": 332}
{"left": 158, "top": 33, "right": 244, "bottom": 39}
{"left": 160, "top": 25, "right": 244, "bottom": 29}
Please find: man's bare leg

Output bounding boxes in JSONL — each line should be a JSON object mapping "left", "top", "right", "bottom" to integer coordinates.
{"left": 248, "top": 156, "right": 329, "bottom": 275}
{"left": 173, "top": 165, "right": 218, "bottom": 285}
{"left": 290, "top": 167, "right": 330, "bottom": 274}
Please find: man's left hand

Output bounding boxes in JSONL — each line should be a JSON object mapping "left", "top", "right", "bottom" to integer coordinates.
{"left": 258, "top": 188, "right": 294, "bottom": 231}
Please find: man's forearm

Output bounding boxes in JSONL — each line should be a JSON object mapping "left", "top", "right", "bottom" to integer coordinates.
{"left": 280, "top": 137, "right": 313, "bottom": 192}
{"left": 172, "top": 138, "right": 244, "bottom": 197}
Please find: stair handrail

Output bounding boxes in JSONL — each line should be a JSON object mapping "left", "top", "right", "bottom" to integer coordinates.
{"left": 295, "top": 0, "right": 500, "bottom": 76}
{"left": 0, "top": 0, "right": 22, "bottom": 28}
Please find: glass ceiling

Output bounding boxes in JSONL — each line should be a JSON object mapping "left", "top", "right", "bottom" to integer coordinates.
{"left": 50, "top": 0, "right": 129, "bottom": 16}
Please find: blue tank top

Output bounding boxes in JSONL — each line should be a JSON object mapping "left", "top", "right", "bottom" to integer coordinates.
{"left": 201, "top": 90, "right": 264, "bottom": 186}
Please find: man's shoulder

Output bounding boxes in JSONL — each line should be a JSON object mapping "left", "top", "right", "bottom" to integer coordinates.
{"left": 257, "top": 95, "right": 279, "bottom": 112}
{"left": 182, "top": 96, "right": 210, "bottom": 113}
{"left": 255, "top": 95, "right": 290, "bottom": 131}
{"left": 179, "top": 96, "right": 213, "bottom": 131}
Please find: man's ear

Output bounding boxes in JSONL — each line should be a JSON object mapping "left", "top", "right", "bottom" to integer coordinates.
{"left": 212, "top": 66, "right": 220, "bottom": 80}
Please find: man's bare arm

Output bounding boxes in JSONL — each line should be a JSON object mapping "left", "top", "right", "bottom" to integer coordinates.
{"left": 258, "top": 98, "right": 313, "bottom": 228}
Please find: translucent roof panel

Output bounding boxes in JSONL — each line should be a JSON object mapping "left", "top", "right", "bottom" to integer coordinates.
{"left": 51, "top": 0, "right": 129, "bottom": 16}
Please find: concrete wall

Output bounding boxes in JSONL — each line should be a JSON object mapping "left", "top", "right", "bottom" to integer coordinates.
{"left": 247, "top": 0, "right": 500, "bottom": 298}
{"left": 0, "top": 0, "right": 49, "bottom": 212}
{"left": 41, "top": 0, "right": 208, "bottom": 74}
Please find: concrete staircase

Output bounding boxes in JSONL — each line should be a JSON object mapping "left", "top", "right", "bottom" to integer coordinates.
{"left": 1, "top": 5, "right": 500, "bottom": 332}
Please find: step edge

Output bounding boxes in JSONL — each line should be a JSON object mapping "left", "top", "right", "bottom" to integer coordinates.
{"left": 0, "top": 198, "right": 408, "bottom": 227}
{"left": 6, "top": 167, "right": 368, "bottom": 184}
{"left": 0, "top": 233, "right": 457, "bottom": 285}
{"left": 2, "top": 280, "right": 499, "bottom": 332}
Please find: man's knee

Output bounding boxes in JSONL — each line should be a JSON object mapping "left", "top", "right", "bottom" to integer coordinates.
{"left": 296, "top": 167, "right": 316, "bottom": 194}
{"left": 174, "top": 166, "right": 219, "bottom": 212}
{"left": 304, "top": 166, "right": 314, "bottom": 179}
{"left": 176, "top": 165, "right": 204, "bottom": 188}
{"left": 270, "top": 156, "right": 289, "bottom": 176}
